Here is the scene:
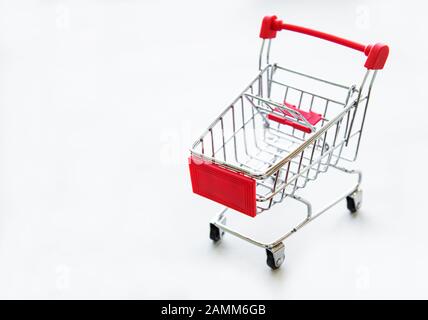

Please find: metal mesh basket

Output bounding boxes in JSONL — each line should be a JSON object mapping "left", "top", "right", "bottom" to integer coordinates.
{"left": 188, "top": 15, "right": 388, "bottom": 269}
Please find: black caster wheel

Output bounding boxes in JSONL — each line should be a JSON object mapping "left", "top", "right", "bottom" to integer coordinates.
{"left": 266, "top": 243, "right": 285, "bottom": 270}
{"left": 346, "top": 189, "right": 362, "bottom": 214}
{"left": 210, "top": 223, "right": 224, "bottom": 242}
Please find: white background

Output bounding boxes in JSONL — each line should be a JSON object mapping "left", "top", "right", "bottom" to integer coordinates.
{"left": 0, "top": 0, "right": 427, "bottom": 299}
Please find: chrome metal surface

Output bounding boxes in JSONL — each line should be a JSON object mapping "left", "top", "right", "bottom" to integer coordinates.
{"left": 191, "top": 37, "right": 381, "bottom": 265}
{"left": 190, "top": 61, "right": 373, "bottom": 213}
{"left": 212, "top": 166, "right": 362, "bottom": 250}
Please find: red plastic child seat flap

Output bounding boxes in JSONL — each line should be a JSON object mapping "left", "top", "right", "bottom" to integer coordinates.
{"left": 267, "top": 102, "right": 322, "bottom": 133}
{"left": 189, "top": 156, "right": 257, "bottom": 217}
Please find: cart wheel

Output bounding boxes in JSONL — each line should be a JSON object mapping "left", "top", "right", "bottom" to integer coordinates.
{"left": 346, "top": 189, "right": 363, "bottom": 214}
{"left": 266, "top": 242, "right": 285, "bottom": 270}
{"left": 209, "top": 223, "right": 225, "bottom": 242}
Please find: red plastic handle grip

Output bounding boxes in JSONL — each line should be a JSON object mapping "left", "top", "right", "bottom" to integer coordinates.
{"left": 260, "top": 15, "right": 389, "bottom": 70}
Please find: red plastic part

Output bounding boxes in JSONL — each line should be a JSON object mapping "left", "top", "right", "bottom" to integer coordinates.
{"left": 364, "top": 43, "right": 389, "bottom": 70}
{"left": 259, "top": 15, "right": 389, "bottom": 70}
{"left": 188, "top": 156, "right": 257, "bottom": 217}
{"left": 260, "top": 16, "right": 279, "bottom": 39}
{"left": 267, "top": 102, "right": 322, "bottom": 133}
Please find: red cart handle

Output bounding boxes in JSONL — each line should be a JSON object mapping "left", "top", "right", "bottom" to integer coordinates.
{"left": 260, "top": 15, "right": 389, "bottom": 70}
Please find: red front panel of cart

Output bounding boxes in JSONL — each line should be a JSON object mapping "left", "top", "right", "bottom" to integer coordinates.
{"left": 189, "top": 156, "right": 257, "bottom": 217}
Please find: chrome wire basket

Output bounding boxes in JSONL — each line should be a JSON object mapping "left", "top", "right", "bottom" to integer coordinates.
{"left": 189, "top": 15, "right": 389, "bottom": 269}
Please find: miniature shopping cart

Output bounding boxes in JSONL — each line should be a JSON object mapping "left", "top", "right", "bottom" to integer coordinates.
{"left": 188, "top": 15, "right": 389, "bottom": 269}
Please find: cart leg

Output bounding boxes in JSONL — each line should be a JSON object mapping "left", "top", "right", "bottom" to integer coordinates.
{"left": 329, "top": 165, "right": 363, "bottom": 214}
{"left": 207, "top": 165, "right": 363, "bottom": 268}
{"left": 346, "top": 189, "right": 363, "bottom": 214}
{"left": 266, "top": 242, "right": 285, "bottom": 270}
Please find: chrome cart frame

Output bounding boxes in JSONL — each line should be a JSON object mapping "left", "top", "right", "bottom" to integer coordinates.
{"left": 189, "top": 15, "right": 389, "bottom": 269}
